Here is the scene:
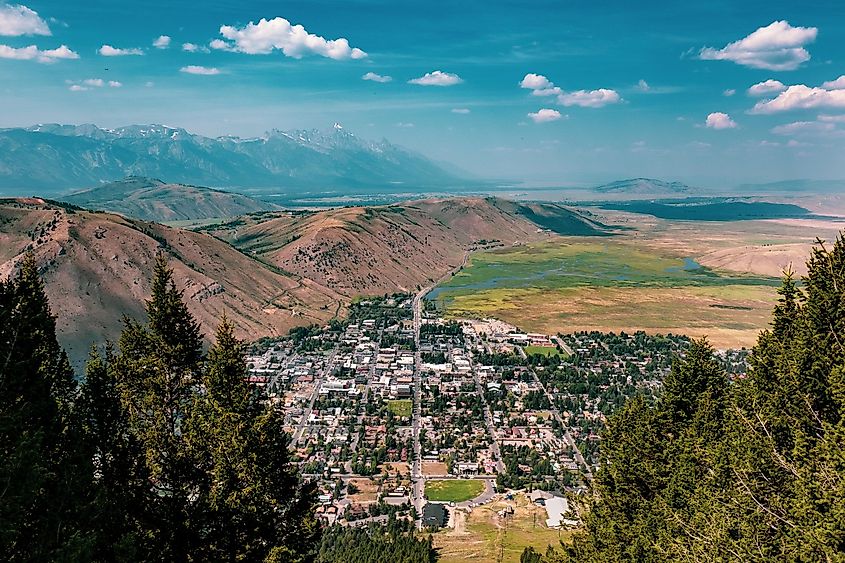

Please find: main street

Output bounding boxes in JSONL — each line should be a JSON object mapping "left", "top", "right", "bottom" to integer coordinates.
{"left": 411, "top": 251, "right": 472, "bottom": 524}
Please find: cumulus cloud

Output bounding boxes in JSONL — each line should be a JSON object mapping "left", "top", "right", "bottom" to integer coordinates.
{"left": 520, "top": 73, "right": 552, "bottom": 90}
{"left": 182, "top": 42, "right": 209, "bottom": 53}
{"left": 705, "top": 112, "right": 737, "bottom": 129}
{"left": 699, "top": 20, "right": 817, "bottom": 71}
{"left": 750, "top": 84, "right": 845, "bottom": 114}
{"left": 66, "top": 77, "right": 123, "bottom": 90}
{"left": 362, "top": 71, "right": 391, "bottom": 83}
{"left": 527, "top": 108, "right": 563, "bottom": 123}
{"left": 99, "top": 44, "right": 144, "bottom": 56}
{"left": 636, "top": 79, "right": 650, "bottom": 92}
{"left": 152, "top": 35, "right": 171, "bottom": 49}
{"left": 520, "top": 73, "right": 621, "bottom": 107}
{"left": 519, "top": 73, "right": 561, "bottom": 96}
{"left": 451, "top": 108, "right": 471, "bottom": 114}
{"left": 771, "top": 120, "right": 835, "bottom": 135}
{"left": 180, "top": 65, "right": 221, "bottom": 75}
{"left": 0, "top": 3, "right": 50, "bottom": 36}
{"left": 558, "top": 88, "right": 621, "bottom": 108}
{"left": 723, "top": 88, "right": 736, "bottom": 97}
{"left": 748, "top": 79, "right": 787, "bottom": 96}
{"left": 0, "top": 43, "right": 78, "bottom": 62}
{"left": 408, "top": 70, "right": 462, "bottom": 86}
{"left": 213, "top": 17, "right": 366, "bottom": 60}
{"left": 822, "top": 75, "right": 845, "bottom": 89}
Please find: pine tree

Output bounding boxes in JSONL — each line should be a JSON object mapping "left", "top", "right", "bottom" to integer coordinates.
{"left": 111, "top": 253, "right": 206, "bottom": 561}
{"left": 78, "top": 345, "right": 151, "bottom": 560}
{"left": 189, "top": 318, "right": 320, "bottom": 561}
{"left": 0, "top": 254, "right": 93, "bottom": 559}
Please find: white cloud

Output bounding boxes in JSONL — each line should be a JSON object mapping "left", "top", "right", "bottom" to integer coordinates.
{"left": 408, "top": 70, "right": 462, "bottom": 86}
{"left": 705, "top": 112, "right": 737, "bottom": 129}
{"left": 519, "top": 73, "right": 561, "bottom": 96}
{"left": 748, "top": 79, "right": 787, "bottom": 96}
{"left": 182, "top": 42, "right": 209, "bottom": 53}
{"left": 822, "top": 75, "right": 845, "bottom": 89}
{"left": 819, "top": 114, "right": 845, "bottom": 123}
{"left": 557, "top": 88, "right": 621, "bottom": 108}
{"left": 0, "top": 43, "right": 78, "bottom": 63}
{"left": 771, "top": 120, "right": 835, "bottom": 135}
{"left": 214, "top": 17, "right": 366, "bottom": 60}
{"left": 395, "top": 122, "right": 415, "bottom": 128}
{"left": 451, "top": 108, "right": 471, "bottom": 114}
{"left": 699, "top": 20, "right": 817, "bottom": 71}
{"left": 152, "top": 35, "right": 171, "bottom": 49}
{"left": 67, "top": 77, "right": 122, "bottom": 89}
{"left": 723, "top": 88, "right": 736, "bottom": 96}
{"left": 520, "top": 73, "right": 552, "bottom": 90}
{"left": 180, "top": 65, "right": 221, "bottom": 75}
{"left": 145, "top": 81, "right": 155, "bottom": 87}
{"left": 636, "top": 79, "right": 650, "bottom": 92}
{"left": 99, "top": 45, "right": 144, "bottom": 56}
{"left": 362, "top": 71, "right": 391, "bottom": 83}
{"left": 527, "top": 108, "right": 563, "bottom": 123}
{"left": 750, "top": 84, "right": 845, "bottom": 114}
{"left": 0, "top": 3, "right": 50, "bottom": 36}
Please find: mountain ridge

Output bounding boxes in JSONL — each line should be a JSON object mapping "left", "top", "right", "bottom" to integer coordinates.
{"left": 64, "top": 176, "right": 279, "bottom": 222}
{"left": 0, "top": 123, "right": 464, "bottom": 192}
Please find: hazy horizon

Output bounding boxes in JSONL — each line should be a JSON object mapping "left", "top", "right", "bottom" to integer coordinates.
{"left": 2, "top": 0, "right": 845, "bottom": 185}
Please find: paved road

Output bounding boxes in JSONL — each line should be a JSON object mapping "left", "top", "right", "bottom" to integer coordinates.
{"left": 469, "top": 345, "right": 506, "bottom": 474}
{"left": 411, "top": 251, "right": 472, "bottom": 525}
{"left": 517, "top": 345, "right": 594, "bottom": 480}
{"left": 292, "top": 348, "right": 338, "bottom": 445}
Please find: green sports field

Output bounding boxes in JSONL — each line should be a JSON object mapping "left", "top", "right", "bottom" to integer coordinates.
{"left": 425, "top": 479, "right": 486, "bottom": 502}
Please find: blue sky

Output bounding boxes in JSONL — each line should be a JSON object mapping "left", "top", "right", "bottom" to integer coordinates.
{"left": 1, "top": 0, "right": 844, "bottom": 186}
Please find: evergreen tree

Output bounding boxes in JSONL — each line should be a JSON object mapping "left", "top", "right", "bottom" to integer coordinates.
{"left": 78, "top": 346, "right": 151, "bottom": 560}
{"left": 0, "top": 254, "right": 93, "bottom": 559}
{"left": 111, "top": 253, "right": 207, "bottom": 561}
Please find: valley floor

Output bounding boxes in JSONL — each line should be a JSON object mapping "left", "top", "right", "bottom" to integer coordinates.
{"left": 431, "top": 211, "right": 845, "bottom": 348}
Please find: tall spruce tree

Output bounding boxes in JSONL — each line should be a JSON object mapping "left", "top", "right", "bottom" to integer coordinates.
{"left": 111, "top": 253, "right": 206, "bottom": 561}
{"left": 188, "top": 318, "right": 320, "bottom": 561}
{"left": 0, "top": 254, "right": 93, "bottom": 559}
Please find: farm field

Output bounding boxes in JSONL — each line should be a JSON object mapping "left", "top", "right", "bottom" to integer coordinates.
{"left": 425, "top": 479, "right": 485, "bottom": 503}
{"left": 429, "top": 235, "right": 785, "bottom": 349}
{"left": 435, "top": 494, "right": 571, "bottom": 563}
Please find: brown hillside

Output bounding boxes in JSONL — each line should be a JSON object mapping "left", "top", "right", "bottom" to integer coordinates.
{"left": 206, "top": 197, "right": 578, "bottom": 297}
{"left": 0, "top": 199, "right": 342, "bottom": 369}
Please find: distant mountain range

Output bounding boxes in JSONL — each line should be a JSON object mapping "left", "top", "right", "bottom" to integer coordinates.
{"left": 0, "top": 123, "right": 464, "bottom": 192}
{"left": 593, "top": 178, "right": 692, "bottom": 195}
{"left": 64, "top": 176, "right": 278, "bottom": 222}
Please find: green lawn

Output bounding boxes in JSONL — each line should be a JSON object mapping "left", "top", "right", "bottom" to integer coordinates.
{"left": 386, "top": 399, "right": 412, "bottom": 418}
{"left": 425, "top": 479, "right": 485, "bottom": 502}
{"left": 524, "top": 345, "right": 561, "bottom": 357}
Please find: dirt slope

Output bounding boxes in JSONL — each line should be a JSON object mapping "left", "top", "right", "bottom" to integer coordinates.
{"left": 207, "top": 197, "right": 611, "bottom": 297}
{"left": 0, "top": 199, "right": 341, "bottom": 369}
